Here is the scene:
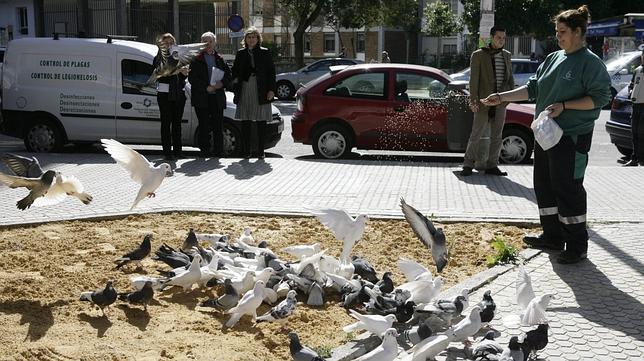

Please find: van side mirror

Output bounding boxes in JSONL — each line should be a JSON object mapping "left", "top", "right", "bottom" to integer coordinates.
{"left": 619, "top": 68, "right": 628, "bottom": 75}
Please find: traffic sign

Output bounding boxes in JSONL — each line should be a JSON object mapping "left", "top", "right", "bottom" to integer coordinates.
{"left": 228, "top": 14, "right": 244, "bottom": 32}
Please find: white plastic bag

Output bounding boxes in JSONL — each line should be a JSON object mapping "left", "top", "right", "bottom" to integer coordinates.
{"left": 531, "top": 110, "right": 563, "bottom": 151}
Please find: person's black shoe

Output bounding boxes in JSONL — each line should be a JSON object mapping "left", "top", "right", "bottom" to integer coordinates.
{"left": 623, "top": 159, "right": 639, "bottom": 167}
{"left": 523, "top": 234, "right": 564, "bottom": 250}
{"left": 485, "top": 167, "right": 508, "bottom": 176}
{"left": 617, "top": 156, "right": 631, "bottom": 164}
{"left": 557, "top": 250, "right": 587, "bottom": 264}
{"left": 460, "top": 166, "right": 473, "bottom": 176}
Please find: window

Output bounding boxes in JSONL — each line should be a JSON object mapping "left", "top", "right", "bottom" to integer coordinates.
{"left": 323, "top": 33, "right": 335, "bottom": 53}
{"left": 121, "top": 59, "right": 156, "bottom": 95}
{"left": 356, "top": 32, "right": 365, "bottom": 53}
{"left": 442, "top": 44, "right": 457, "bottom": 55}
{"left": 307, "top": 60, "right": 333, "bottom": 72}
{"left": 304, "top": 33, "right": 311, "bottom": 53}
{"left": 396, "top": 72, "right": 447, "bottom": 100}
{"left": 324, "top": 72, "right": 387, "bottom": 99}
{"left": 17, "top": 7, "right": 28, "bottom": 35}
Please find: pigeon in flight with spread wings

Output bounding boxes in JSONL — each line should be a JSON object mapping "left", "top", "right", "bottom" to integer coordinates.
{"left": 311, "top": 208, "right": 368, "bottom": 263}
{"left": 146, "top": 41, "right": 204, "bottom": 86}
{"left": 0, "top": 169, "right": 58, "bottom": 210}
{"left": 0, "top": 153, "right": 44, "bottom": 178}
{"left": 101, "top": 139, "right": 173, "bottom": 210}
{"left": 400, "top": 197, "right": 449, "bottom": 273}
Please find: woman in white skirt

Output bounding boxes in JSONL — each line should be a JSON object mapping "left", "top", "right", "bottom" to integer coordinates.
{"left": 232, "top": 27, "right": 276, "bottom": 158}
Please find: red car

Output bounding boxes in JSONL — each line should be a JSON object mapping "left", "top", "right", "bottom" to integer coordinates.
{"left": 291, "top": 64, "right": 535, "bottom": 163}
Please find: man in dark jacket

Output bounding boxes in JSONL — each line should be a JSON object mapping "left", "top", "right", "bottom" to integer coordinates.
{"left": 188, "top": 31, "right": 232, "bottom": 157}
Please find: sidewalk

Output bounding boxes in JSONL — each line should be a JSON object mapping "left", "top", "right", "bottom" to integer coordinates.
{"left": 0, "top": 154, "right": 642, "bottom": 360}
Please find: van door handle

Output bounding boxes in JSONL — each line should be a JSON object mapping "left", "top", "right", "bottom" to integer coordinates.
{"left": 121, "top": 102, "right": 132, "bottom": 109}
{"left": 393, "top": 106, "right": 405, "bottom": 112}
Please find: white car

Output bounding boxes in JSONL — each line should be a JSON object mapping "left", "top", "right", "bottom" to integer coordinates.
{"left": 604, "top": 51, "right": 641, "bottom": 98}
{"left": 450, "top": 58, "right": 540, "bottom": 89}
{"left": 275, "top": 58, "right": 363, "bottom": 100}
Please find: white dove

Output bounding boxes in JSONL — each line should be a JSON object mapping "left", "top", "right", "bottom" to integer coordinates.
{"left": 282, "top": 243, "right": 321, "bottom": 259}
{"left": 407, "top": 334, "right": 451, "bottom": 361}
{"left": 343, "top": 309, "right": 397, "bottom": 338}
{"left": 311, "top": 208, "right": 368, "bottom": 263}
{"left": 398, "top": 257, "right": 433, "bottom": 282}
{"left": 160, "top": 254, "right": 202, "bottom": 291}
{"left": 32, "top": 172, "right": 93, "bottom": 207}
{"left": 225, "top": 280, "right": 267, "bottom": 328}
{"left": 354, "top": 328, "right": 402, "bottom": 361}
{"left": 445, "top": 306, "right": 482, "bottom": 344}
{"left": 396, "top": 276, "right": 442, "bottom": 304}
{"left": 516, "top": 264, "right": 536, "bottom": 310}
{"left": 129, "top": 275, "right": 164, "bottom": 291}
{"left": 101, "top": 138, "right": 172, "bottom": 210}
{"left": 512, "top": 265, "right": 555, "bottom": 326}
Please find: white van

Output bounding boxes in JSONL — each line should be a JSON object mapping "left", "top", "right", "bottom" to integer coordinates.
{"left": 0, "top": 37, "right": 283, "bottom": 154}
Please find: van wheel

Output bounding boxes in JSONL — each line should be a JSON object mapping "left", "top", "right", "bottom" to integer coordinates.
{"left": 24, "top": 120, "right": 64, "bottom": 152}
{"left": 312, "top": 124, "right": 353, "bottom": 159}
{"left": 500, "top": 127, "right": 533, "bottom": 164}
{"left": 276, "top": 81, "right": 295, "bottom": 100}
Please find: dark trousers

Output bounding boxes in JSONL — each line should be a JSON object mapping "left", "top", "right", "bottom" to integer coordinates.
{"left": 158, "top": 92, "right": 185, "bottom": 156}
{"left": 241, "top": 120, "right": 267, "bottom": 157}
{"left": 631, "top": 103, "right": 643, "bottom": 161}
{"left": 533, "top": 131, "right": 592, "bottom": 255}
{"left": 195, "top": 94, "right": 224, "bottom": 156}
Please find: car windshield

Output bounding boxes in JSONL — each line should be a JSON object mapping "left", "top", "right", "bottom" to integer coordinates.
{"left": 605, "top": 52, "right": 639, "bottom": 73}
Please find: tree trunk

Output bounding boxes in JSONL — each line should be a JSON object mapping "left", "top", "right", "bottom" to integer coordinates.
{"left": 292, "top": 0, "right": 325, "bottom": 68}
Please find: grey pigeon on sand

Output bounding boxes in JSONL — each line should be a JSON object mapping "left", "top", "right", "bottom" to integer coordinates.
{"left": 257, "top": 289, "right": 298, "bottom": 323}
{"left": 79, "top": 280, "right": 118, "bottom": 317}
{"left": 0, "top": 169, "right": 57, "bottom": 210}
{"left": 118, "top": 280, "right": 154, "bottom": 311}
{"left": 400, "top": 198, "right": 449, "bottom": 273}
{"left": 115, "top": 234, "right": 152, "bottom": 269}
{"left": 288, "top": 332, "right": 324, "bottom": 361}
{"left": 200, "top": 278, "right": 239, "bottom": 311}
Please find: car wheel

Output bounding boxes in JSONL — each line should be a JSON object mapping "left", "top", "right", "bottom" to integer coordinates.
{"left": 222, "top": 122, "right": 242, "bottom": 157}
{"left": 23, "top": 119, "right": 64, "bottom": 152}
{"left": 500, "top": 127, "right": 533, "bottom": 164}
{"left": 615, "top": 145, "right": 632, "bottom": 157}
{"left": 276, "top": 81, "right": 295, "bottom": 100}
{"left": 353, "top": 80, "right": 374, "bottom": 92}
{"left": 312, "top": 124, "right": 353, "bottom": 159}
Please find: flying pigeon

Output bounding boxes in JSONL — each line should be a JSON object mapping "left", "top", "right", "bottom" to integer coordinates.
{"left": 354, "top": 328, "right": 401, "bottom": 361}
{"left": 225, "top": 280, "right": 268, "bottom": 328}
{"left": 520, "top": 323, "right": 549, "bottom": 360}
{"left": 0, "top": 169, "right": 57, "bottom": 210}
{"left": 400, "top": 198, "right": 449, "bottom": 273}
{"left": 101, "top": 138, "right": 173, "bottom": 210}
{"left": 513, "top": 265, "right": 554, "bottom": 326}
{"left": 118, "top": 280, "right": 155, "bottom": 311}
{"left": 343, "top": 309, "right": 397, "bottom": 337}
{"left": 256, "top": 289, "right": 298, "bottom": 324}
{"left": 200, "top": 278, "right": 240, "bottom": 311}
{"left": 398, "top": 257, "right": 434, "bottom": 282}
{"left": 0, "top": 153, "right": 44, "bottom": 178}
{"left": 516, "top": 265, "right": 535, "bottom": 310}
{"left": 79, "top": 280, "right": 118, "bottom": 317}
{"left": 31, "top": 172, "right": 93, "bottom": 207}
{"left": 147, "top": 42, "right": 204, "bottom": 86}
{"left": 288, "top": 332, "right": 324, "bottom": 361}
{"left": 115, "top": 234, "right": 152, "bottom": 270}
{"left": 311, "top": 208, "right": 368, "bottom": 263}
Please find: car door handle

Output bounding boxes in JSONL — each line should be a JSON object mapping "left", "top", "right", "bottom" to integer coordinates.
{"left": 393, "top": 106, "right": 405, "bottom": 112}
{"left": 120, "top": 102, "right": 132, "bottom": 109}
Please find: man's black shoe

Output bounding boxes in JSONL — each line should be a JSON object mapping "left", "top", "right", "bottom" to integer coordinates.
{"left": 485, "top": 167, "right": 507, "bottom": 176}
{"left": 617, "top": 156, "right": 631, "bottom": 164}
{"left": 557, "top": 250, "right": 587, "bottom": 264}
{"left": 460, "top": 166, "right": 473, "bottom": 176}
{"left": 523, "top": 234, "right": 564, "bottom": 250}
{"left": 623, "top": 159, "right": 639, "bottom": 167}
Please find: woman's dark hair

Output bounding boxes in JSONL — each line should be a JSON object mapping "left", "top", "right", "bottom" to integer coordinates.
{"left": 554, "top": 5, "right": 591, "bottom": 35}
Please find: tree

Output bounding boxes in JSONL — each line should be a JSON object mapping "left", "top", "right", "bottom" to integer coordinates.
{"left": 322, "top": 0, "right": 382, "bottom": 57}
{"left": 279, "top": 0, "right": 327, "bottom": 67}
{"left": 423, "top": 1, "right": 463, "bottom": 68}
{"left": 381, "top": 0, "right": 420, "bottom": 63}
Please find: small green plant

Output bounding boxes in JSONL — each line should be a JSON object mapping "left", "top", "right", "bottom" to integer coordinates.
{"left": 486, "top": 235, "right": 519, "bottom": 267}
{"left": 314, "top": 345, "right": 333, "bottom": 358}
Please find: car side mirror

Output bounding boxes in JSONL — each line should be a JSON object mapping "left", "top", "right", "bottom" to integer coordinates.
{"left": 619, "top": 68, "right": 628, "bottom": 75}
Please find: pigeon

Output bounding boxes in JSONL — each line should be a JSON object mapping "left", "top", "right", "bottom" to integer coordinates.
{"left": 147, "top": 41, "right": 203, "bottom": 86}
{"left": 0, "top": 169, "right": 57, "bottom": 210}
{"left": 354, "top": 328, "right": 400, "bottom": 361}
{"left": 181, "top": 228, "right": 199, "bottom": 253}
{"left": 471, "top": 331, "right": 503, "bottom": 360}
{"left": 352, "top": 255, "right": 379, "bottom": 283}
{"left": 397, "top": 276, "right": 442, "bottom": 304}
{"left": 402, "top": 319, "right": 434, "bottom": 345}
{"left": 288, "top": 332, "right": 324, "bottom": 361}
{"left": 400, "top": 198, "right": 449, "bottom": 273}
{"left": 375, "top": 271, "right": 395, "bottom": 294}
{"left": 343, "top": 309, "right": 397, "bottom": 337}
{"left": 311, "top": 208, "right": 368, "bottom": 263}
{"left": 499, "top": 336, "right": 524, "bottom": 361}
{"left": 79, "top": 280, "right": 118, "bottom": 317}
{"left": 478, "top": 290, "right": 496, "bottom": 324}
{"left": 115, "top": 234, "right": 152, "bottom": 269}
{"left": 159, "top": 254, "right": 202, "bottom": 291}
{"left": 282, "top": 243, "right": 321, "bottom": 259}
{"left": 129, "top": 275, "right": 164, "bottom": 291}
{"left": 521, "top": 293, "right": 555, "bottom": 326}
{"left": 408, "top": 334, "right": 451, "bottom": 361}
{"left": 118, "top": 280, "right": 155, "bottom": 311}
{"left": 0, "top": 153, "right": 44, "bottom": 178}
{"left": 306, "top": 282, "right": 324, "bottom": 306}
{"left": 256, "top": 289, "right": 298, "bottom": 323}
{"left": 510, "top": 265, "right": 554, "bottom": 326}
{"left": 200, "top": 278, "right": 239, "bottom": 311}
{"left": 515, "top": 265, "right": 535, "bottom": 310}
{"left": 153, "top": 243, "right": 191, "bottom": 269}
{"left": 445, "top": 306, "right": 482, "bottom": 344}
{"left": 101, "top": 138, "right": 173, "bottom": 210}
{"left": 520, "top": 323, "right": 549, "bottom": 360}
{"left": 237, "top": 227, "right": 256, "bottom": 245}
{"left": 398, "top": 257, "right": 434, "bottom": 282}
{"left": 225, "top": 280, "right": 267, "bottom": 328}
{"left": 36, "top": 172, "right": 93, "bottom": 206}
{"left": 415, "top": 294, "right": 466, "bottom": 326}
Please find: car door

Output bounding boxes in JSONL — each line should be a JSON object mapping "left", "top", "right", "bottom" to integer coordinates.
{"left": 299, "top": 59, "right": 334, "bottom": 85}
{"left": 384, "top": 70, "right": 449, "bottom": 151}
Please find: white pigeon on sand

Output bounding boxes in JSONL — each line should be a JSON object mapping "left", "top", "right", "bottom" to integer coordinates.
{"left": 310, "top": 208, "right": 368, "bottom": 263}
{"left": 354, "top": 328, "right": 403, "bottom": 361}
{"left": 159, "top": 254, "right": 202, "bottom": 291}
{"left": 225, "top": 280, "right": 267, "bottom": 328}
{"left": 101, "top": 138, "right": 172, "bottom": 210}
{"left": 343, "top": 309, "right": 397, "bottom": 338}
{"left": 282, "top": 243, "right": 322, "bottom": 259}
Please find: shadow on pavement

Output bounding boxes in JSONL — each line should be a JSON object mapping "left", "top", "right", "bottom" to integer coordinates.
{"left": 172, "top": 157, "right": 223, "bottom": 176}
{"left": 224, "top": 158, "right": 273, "bottom": 180}
{"left": 295, "top": 152, "right": 464, "bottom": 164}
{"left": 453, "top": 170, "right": 537, "bottom": 203}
